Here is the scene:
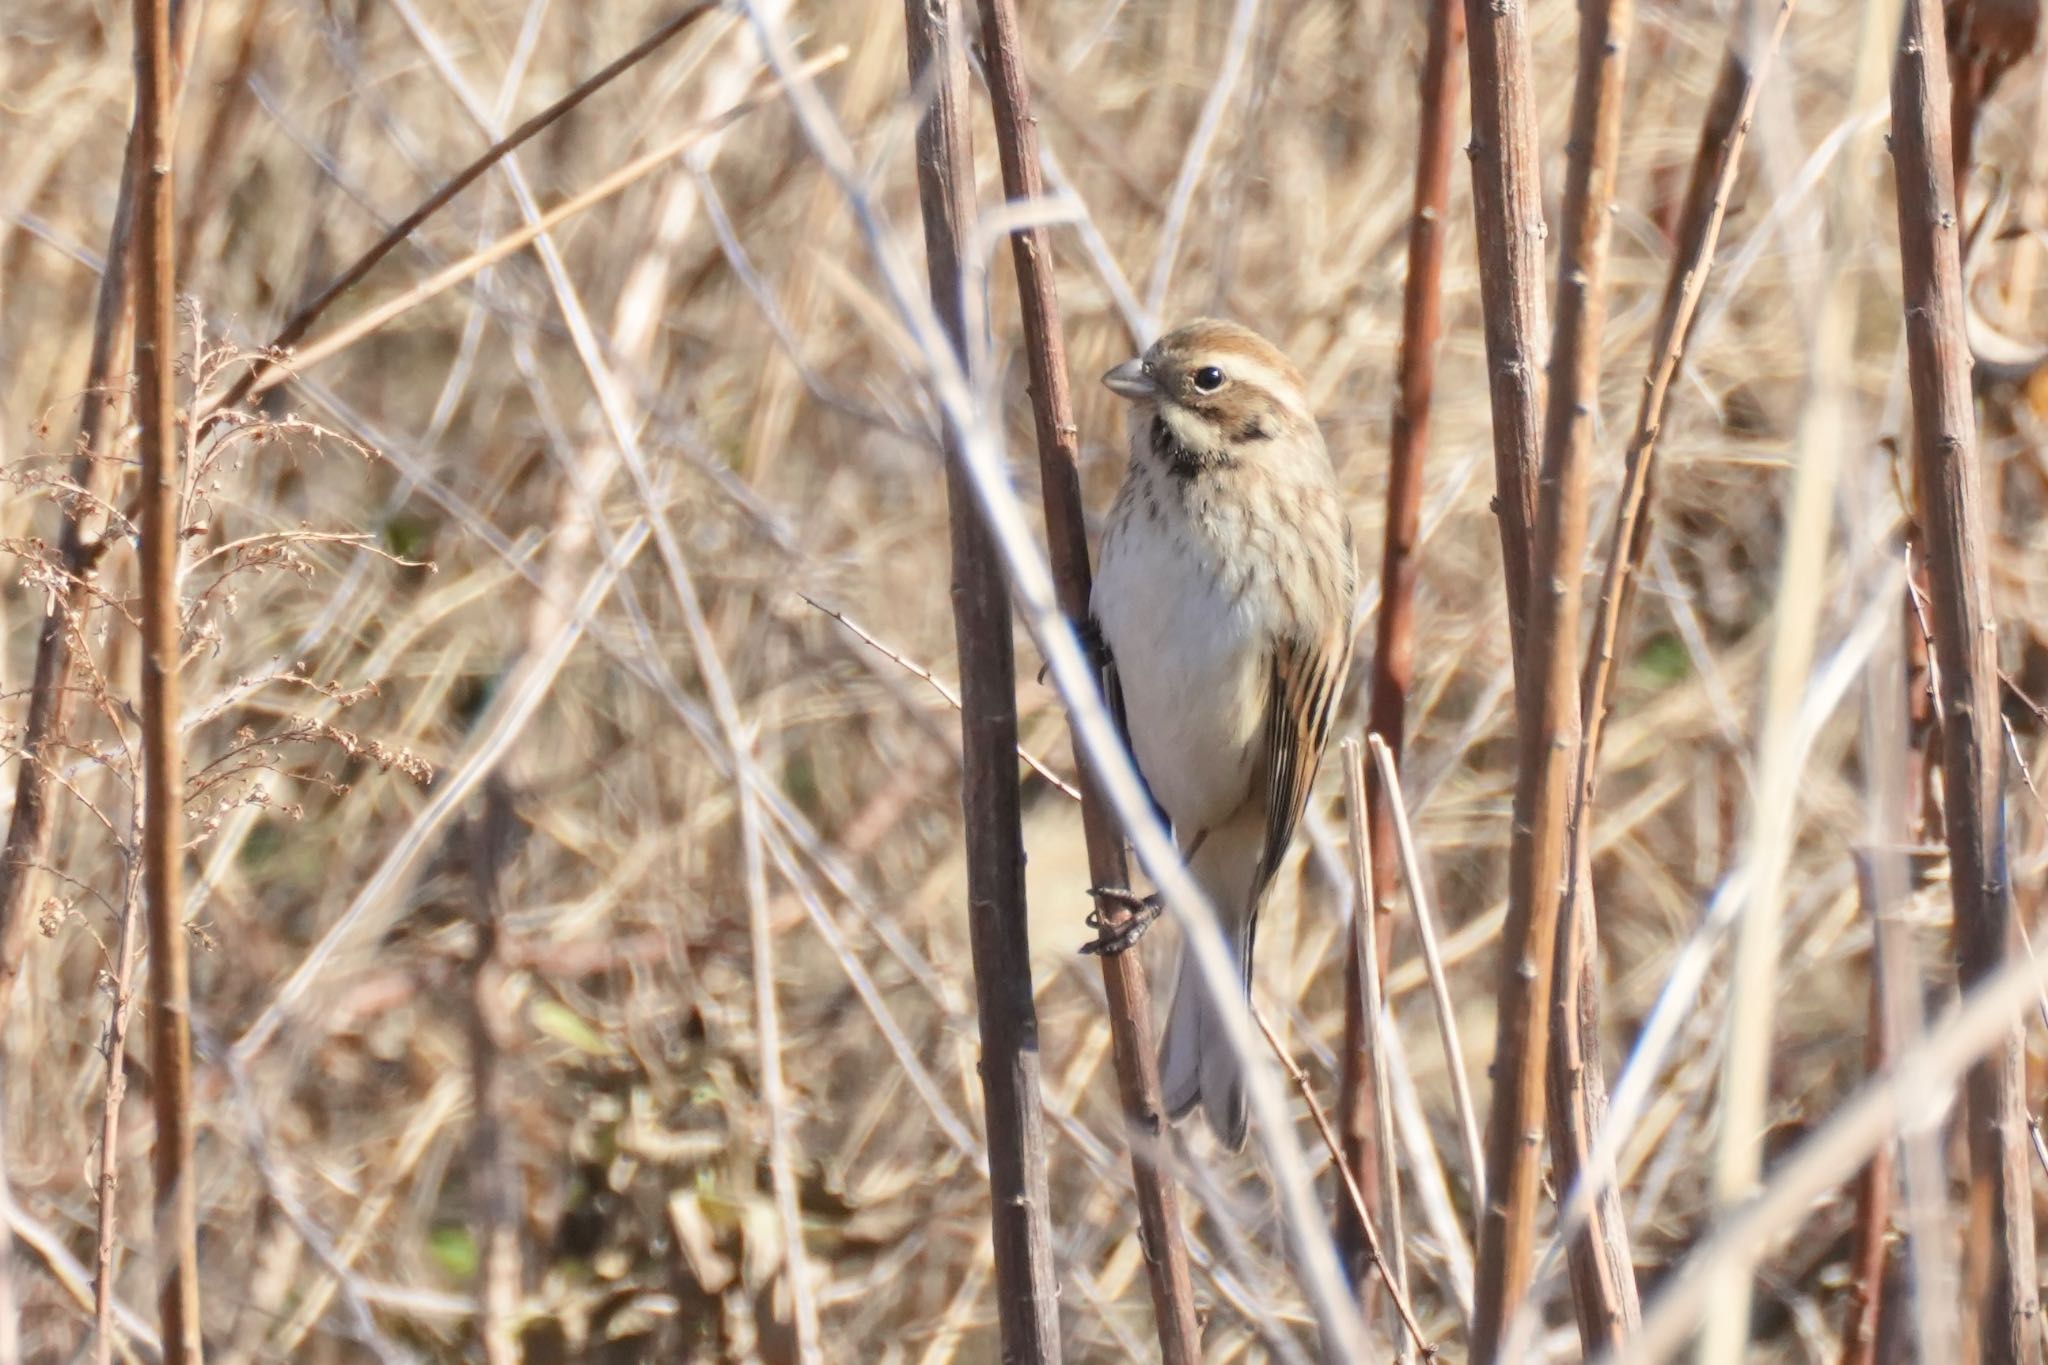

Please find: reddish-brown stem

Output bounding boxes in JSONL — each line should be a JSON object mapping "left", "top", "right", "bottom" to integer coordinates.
{"left": 973, "top": 2, "right": 1202, "bottom": 1359}
{"left": 1579, "top": 7, "right": 1796, "bottom": 788}
{"left": 1460, "top": 0, "right": 1550, "bottom": 681}
{"left": 1889, "top": 1, "right": 2040, "bottom": 1358}
{"left": 902, "top": 2, "right": 1062, "bottom": 1358}
{"left": 1538, "top": 0, "right": 1642, "bottom": 1349}
{"left": 1471, "top": 0, "right": 1634, "bottom": 1345}
{"left": 133, "top": 0, "right": 201, "bottom": 1356}
{"left": 1461, "top": 0, "right": 1556, "bottom": 1341}
{"left": 1342, "top": 0, "right": 1465, "bottom": 1294}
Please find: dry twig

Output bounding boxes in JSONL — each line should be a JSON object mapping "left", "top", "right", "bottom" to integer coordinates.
{"left": 1536, "top": 0, "right": 1641, "bottom": 1345}
{"left": 1889, "top": 0, "right": 2040, "bottom": 1355}
{"left": 1342, "top": 0, "right": 1465, "bottom": 1291}
{"left": 900, "top": 1, "right": 1061, "bottom": 1356}
{"left": 132, "top": 0, "right": 200, "bottom": 1356}
{"left": 972, "top": 0, "right": 1202, "bottom": 1357}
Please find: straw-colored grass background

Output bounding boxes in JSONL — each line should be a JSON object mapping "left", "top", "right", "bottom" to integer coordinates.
{"left": 4, "top": 0, "right": 2048, "bottom": 1358}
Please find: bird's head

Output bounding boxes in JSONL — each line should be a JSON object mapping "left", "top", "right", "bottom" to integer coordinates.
{"left": 1102, "top": 318, "right": 1316, "bottom": 472}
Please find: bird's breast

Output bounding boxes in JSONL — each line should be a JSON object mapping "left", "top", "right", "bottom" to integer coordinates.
{"left": 1092, "top": 503, "right": 1267, "bottom": 836}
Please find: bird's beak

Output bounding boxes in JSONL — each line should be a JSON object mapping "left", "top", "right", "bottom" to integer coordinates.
{"left": 1102, "top": 358, "right": 1157, "bottom": 401}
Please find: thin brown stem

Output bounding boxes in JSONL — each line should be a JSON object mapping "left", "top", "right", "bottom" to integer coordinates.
{"left": 133, "top": 0, "right": 200, "bottom": 1356}
{"left": 1536, "top": 0, "right": 1640, "bottom": 1348}
{"left": 1458, "top": 0, "right": 1564, "bottom": 1342}
{"left": 972, "top": 1, "right": 1202, "bottom": 1359}
{"left": 1251, "top": 997, "right": 1434, "bottom": 1362}
{"left": 1460, "top": 0, "right": 1549, "bottom": 678}
{"left": 0, "top": 0, "right": 203, "bottom": 1034}
{"left": 1344, "top": 0, "right": 1465, "bottom": 1293}
{"left": 1890, "top": 0, "right": 2040, "bottom": 1357}
{"left": 1578, "top": 6, "right": 1797, "bottom": 782}
{"left": 1341, "top": 742, "right": 1408, "bottom": 1348}
{"left": 901, "top": 2, "right": 1061, "bottom": 1358}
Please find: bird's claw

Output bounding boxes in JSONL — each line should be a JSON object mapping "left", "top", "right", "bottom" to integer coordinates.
{"left": 1081, "top": 886, "right": 1162, "bottom": 956}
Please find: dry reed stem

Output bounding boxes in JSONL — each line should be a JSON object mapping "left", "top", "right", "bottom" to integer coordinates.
{"left": 1340, "top": 742, "right": 1408, "bottom": 1348}
{"left": 205, "top": 3, "right": 716, "bottom": 419}
{"left": 1367, "top": 738, "right": 1483, "bottom": 1224}
{"left": 1889, "top": 0, "right": 2040, "bottom": 1355}
{"left": 972, "top": 0, "right": 1202, "bottom": 1357}
{"left": 1342, "top": 0, "right": 1465, "bottom": 1291}
{"left": 1532, "top": 0, "right": 1640, "bottom": 1346}
{"left": 132, "top": 0, "right": 199, "bottom": 1356}
{"left": 901, "top": 1, "right": 1061, "bottom": 1356}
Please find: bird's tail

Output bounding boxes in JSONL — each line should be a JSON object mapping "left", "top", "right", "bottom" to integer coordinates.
{"left": 1158, "top": 816, "right": 1266, "bottom": 1151}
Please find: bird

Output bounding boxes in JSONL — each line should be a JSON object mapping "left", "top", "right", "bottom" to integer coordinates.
{"left": 1087, "top": 318, "right": 1356, "bottom": 1150}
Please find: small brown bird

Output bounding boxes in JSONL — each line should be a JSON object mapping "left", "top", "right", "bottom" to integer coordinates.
{"left": 1089, "top": 319, "right": 1356, "bottom": 1150}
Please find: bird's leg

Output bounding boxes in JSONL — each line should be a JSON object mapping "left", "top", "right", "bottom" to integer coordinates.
{"left": 1082, "top": 885, "right": 1162, "bottom": 956}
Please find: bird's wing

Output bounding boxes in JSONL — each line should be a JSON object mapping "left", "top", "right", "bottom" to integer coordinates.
{"left": 1090, "top": 614, "right": 1171, "bottom": 836}
{"left": 1254, "top": 629, "right": 1349, "bottom": 894}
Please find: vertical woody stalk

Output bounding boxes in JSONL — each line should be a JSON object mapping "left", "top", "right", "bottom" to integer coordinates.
{"left": 133, "top": 0, "right": 201, "bottom": 1357}
{"left": 1461, "top": 0, "right": 1550, "bottom": 674}
{"left": 1459, "top": 0, "right": 1554, "bottom": 1343}
{"left": 1341, "top": 0, "right": 1465, "bottom": 1290}
{"left": 1889, "top": 1, "right": 2040, "bottom": 1359}
{"left": 900, "top": 1, "right": 1062, "bottom": 1358}
{"left": 1540, "top": 0, "right": 1641, "bottom": 1349}
{"left": 972, "top": 2, "right": 1201, "bottom": 1359}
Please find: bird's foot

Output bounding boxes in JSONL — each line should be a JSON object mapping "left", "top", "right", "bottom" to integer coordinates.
{"left": 1081, "top": 886, "right": 1162, "bottom": 956}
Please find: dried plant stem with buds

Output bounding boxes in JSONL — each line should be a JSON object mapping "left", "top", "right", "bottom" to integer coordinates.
{"left": 900, "top": 1, "right": 1062, "bottom": 1357}
{"left": 1459, "top": 0, "right": 1561, "bottom": 1338}
{"left": 1890, "top": 0, "right": 2039, "bottom": 1356}
{"left": 132, "top": 0, "right": 201, "bottom": 1357}
{"left": 1343, "top": 0, "right": 1465, "bottom": 1293}
{"left": 1535, "top": 0, "right": 1641, "bottom": 1345}
{"left": 972, "top": 0, "right": 1202, "bottom": 1357}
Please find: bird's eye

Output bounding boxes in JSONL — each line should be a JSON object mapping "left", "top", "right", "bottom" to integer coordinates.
{"left": 1192, "top": 366, "right": 1226, "bottom": 393}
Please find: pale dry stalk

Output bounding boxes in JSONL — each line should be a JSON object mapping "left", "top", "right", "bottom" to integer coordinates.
{"left": 900, "top": 0, "right": 1061, "bottom": 1356}
{"left": 972, "top": 0, "right": 1201, "bottom": 1358}
{"left": 1889, "top": 0, "right": 2040, "bottom": 1355}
